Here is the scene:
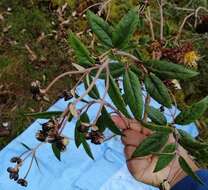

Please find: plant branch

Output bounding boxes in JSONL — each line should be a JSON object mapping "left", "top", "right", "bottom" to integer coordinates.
{"left": 43, "top": 66, "right": 100, "bottom": 93}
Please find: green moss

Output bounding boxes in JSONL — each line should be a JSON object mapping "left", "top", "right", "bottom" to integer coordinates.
{"left": 0, "top": 56, "right": 12, "bottom": 71}
{"left": 7, "top": 7, "right": 52, "bottom": 43}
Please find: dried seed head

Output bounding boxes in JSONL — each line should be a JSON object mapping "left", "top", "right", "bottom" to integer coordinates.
{"left": 30, "top": 80, "right": 46, "bottom": 101}
{"left": 90, "top": 131, "right": 105, "bottom": 145}
{"left": 10, "top": 173, "right": 19, "bottom": 181}
{"left": 84, "top": 132, "right": 91, "bottom": 140}
{"left": 7, "top": 167, "right": 19, "bottom": 174}
{"left": 17, "top": 178, "right": 28, "bottom": 187}
{"left": 55, "top": 136, "right": 69, "bottom": 152}
{"left": 13, "top": 173, "right": 19, "bottom": 181}
{"left": 36, "top": 130, "right": 47, "bottom": 142}
{"left": 42, "top": 120, "right": 56, "bottom": 132}
{"left": 30, "top": 80, "right": 41, "bottom": 95}
{"left": 10, "top": 157, "right": 22, "bottom": 164}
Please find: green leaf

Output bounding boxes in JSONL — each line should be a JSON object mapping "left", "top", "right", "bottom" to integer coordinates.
{"left": 144, "top": 73, "right": 172, "bottom": 108}
{"left": 142, "top": 122, "right": 172, "bottom": 133}
{"left": 87, "top": 11, "right": 113, "bottom": 47}
{"left": 179, "top": 156, "right": 205, "bottom": 185}
{"left": 123, "top": 69, "right": 143, "bottom": 120}
{"left": 74, "top": 113, "right": 94, "bottom": 160}
{"left": 108, "top": 74, "right": 130, "bottom": 118}
{"left": 112, "top": 9, "right": 139, "bottom": 49}
{"left": 74, "top": 113, "right": 90, "bottom": 148}
{"left": 146, "top": 106, "right": 167, "bottom": 125}
{"left": 52, "top": 144, "right": 61, "bottom": 161}
{"left": 25, "top": 111, "right": 62, "bottom": 119}
{"left": 175, "top": 96, "right": 208, "bottom": 125}
{"left": 74, "top": 120, "right": 83, "bottom": 148}
{"left": 98, "top": 108, "right": 122, "bottom": 135}
{"left": 143, "top": 60, "right": 199, "bottom": 80}
{"left": 68, "top": 32, "right": 95, "bottom": 67}
{"left": 129, "top": 64, "right": 143, "bottom": 77}
{"left": 82, "top": 137, "right": 94, "bottom": 160}
{"left": 20, "top": 142, "right": 31, "bottom": 150}
{"left": 142, "top": 122, "right": 173, "bottom": 133}
{"left": 178, "top": 129, "right": 208, "bottom": 149}
{"left": 84, "top": 75, "right": 100, "bottom": 99}
{"left": 154, "top": 144, "right": 176, "bottom": 172}
{"left": 132, "top": 132, "right": 169, "bottom": 157}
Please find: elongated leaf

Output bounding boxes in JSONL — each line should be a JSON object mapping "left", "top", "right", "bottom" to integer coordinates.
{"left": 123, "top": 69, "right": 143, "bottom": 120}
{"left": 74, "top": 114, "right": 94, "bottom": 160}
{"left": 20, "top": 142, "right": 31, "bottom": 150}
{"left": 132, "top": 132, "right": 169, "bottom": 157}
{"left": 34, "top": 156, "right": 41, "bottom": 172}
{"left": 97, "top": 108, "right": 122, "bottom": 135}
{"left": 108, "top": 74, "right": 130, "bottom": 118}
{"left": 146, "top": 106, "right": 167, "bottom": 125}
{"left": 68, "top": 32, "right": 95, "bottom": 67}
{"left": 178, "top": 129, "right": 208, "bottom": 149}
{"left": 74, "top": 120, "right": 83, "bottom": 148}
{"left": 74, "top": 113, "right": 90, "bottom": 148}
{"left": 52, "top": 144, "right": 61, "bottom": 161}
{"left": 87, "top": 11, "right": 113, "bottom": 47}
{"left": 144, "top": 73, "right": 172, "bottom": 108}
{"left": 130, "top": 64, "right": 143, "bottom": 77}
{"left": 175, "top": 96, "right": 208, "bottom": 125}
{"left": 142, "top": 122, "right": 173, "bottom": 133}
{"left": 143, "top": 60, "right": 198, "bottom": 80}
{"left": 84, "top": 75, "right": 100, "bottom": 99}
{"left": 82, "top": 137, "right": 94, "bottom": 160}
{"left": 154, "top": 144, "right": 176, "bottom": 172}
{"left": 25, "top": 111, "right": 62, "bottom": 119}
{"left": 112, "top": 9, "right": 139, "bottom": 49}
{"left": 179, "top": 156, "right": 204, "bottom": 185}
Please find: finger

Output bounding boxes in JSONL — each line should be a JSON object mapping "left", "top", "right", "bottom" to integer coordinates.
{"left": 124, "top": 145, "right": 137, "bottom": 160}
{"left": 122, "top": 130, "right": 146, "bottom": 146}
{"left": 111, "top": 115, "right": 152, "bottom": 136}
{"left": 111, "top": 115, "right": 142, "bottom": 132}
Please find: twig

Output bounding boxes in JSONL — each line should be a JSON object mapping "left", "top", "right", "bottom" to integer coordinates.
{"left": 98, "top": 0, "right": 113, "bottom": 16}
{"left": 158, "top": 0, "right": 165, "bottom": 41}
{"left": 175, "top": 12, "right": 195, "bottom": 42}
{"left": 43, "top": 65, "right": 100, "bottom": 93}
{"left": 146, "top": 7, "right": 155, "bottom": 41}
{"left": 74, "top": 60, "right": 109, "bottom": 104}
{"left": 194, "top": 6, "right": 208, "bottom": 28}
{"left": 92, "top": 65, "right": 110, "bottom": 125}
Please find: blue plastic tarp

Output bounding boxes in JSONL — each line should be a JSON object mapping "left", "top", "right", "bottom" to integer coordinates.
{"left": 0, "top": 80, "right": 198, "bottom": 190}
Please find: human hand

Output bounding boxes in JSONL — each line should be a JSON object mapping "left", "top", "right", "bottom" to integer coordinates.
{"left": 112, "top": 116, "right": 199, "bottom": 188}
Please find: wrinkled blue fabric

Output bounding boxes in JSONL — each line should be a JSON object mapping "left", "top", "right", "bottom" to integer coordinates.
{"left": 0, "top": 80, "right": 199, "bottom": 190}
{"left": 171, "top": 170, "right": 208, "bottom": 190}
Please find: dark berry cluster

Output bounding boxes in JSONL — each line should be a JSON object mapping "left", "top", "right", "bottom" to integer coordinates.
{"left": 7, "top": 157, "right": 28, "bottom": 187}
{"left": 30, "top": 80, "right": 45, "bottom": 101}
{"left": 78, "top": 124, "right": 105, "bottom": 145}
{"left": 36, "top": 118, "right": 59, "bottom": 142}
{"left": 36, "top": 118, "right": 69, "bottom": 152}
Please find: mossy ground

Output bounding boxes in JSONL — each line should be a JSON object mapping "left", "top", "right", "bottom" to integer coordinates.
{"left": 0, "top": 0, "right": 74, "bottom": 149}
